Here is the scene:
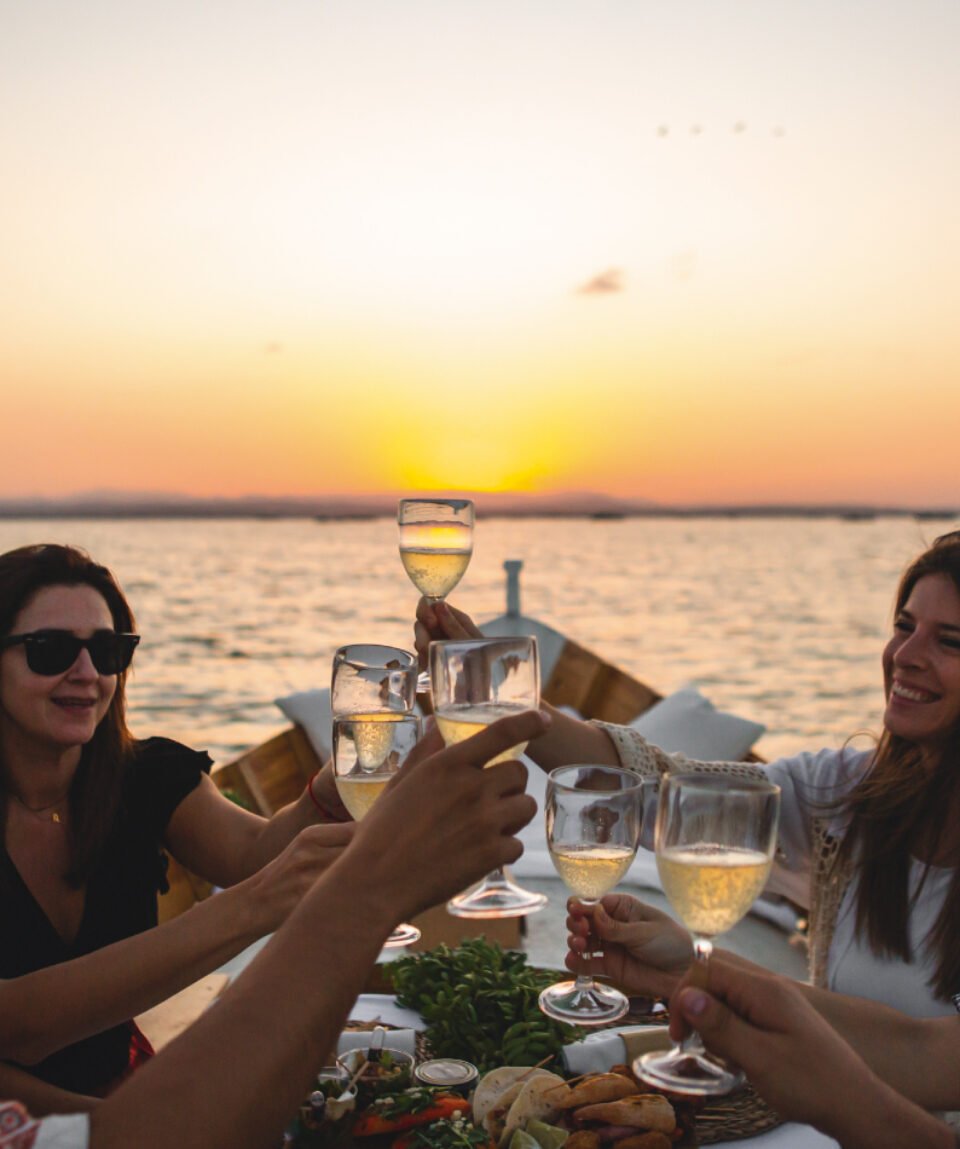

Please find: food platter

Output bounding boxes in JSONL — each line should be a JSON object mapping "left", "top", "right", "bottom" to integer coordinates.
{"left": 290, "top": 943, "right": 784, "bottom": 1148}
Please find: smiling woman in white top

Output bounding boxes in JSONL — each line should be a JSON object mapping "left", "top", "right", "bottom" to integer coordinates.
{"left": 418, "top": 531, "right": 960, "bottom": 1016}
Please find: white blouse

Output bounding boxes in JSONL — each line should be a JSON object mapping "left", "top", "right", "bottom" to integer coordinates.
{"left": 829, "top": 856, "right": 956, "bottom": 1018}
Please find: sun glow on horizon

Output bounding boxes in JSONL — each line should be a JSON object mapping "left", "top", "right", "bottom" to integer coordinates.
{"left": 2, "top": 1, "right": 960, "bottom": 507}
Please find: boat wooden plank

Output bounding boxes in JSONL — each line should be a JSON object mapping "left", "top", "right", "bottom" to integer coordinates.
{"left": 544, "top": 638, "right": 661, "bottom": 723}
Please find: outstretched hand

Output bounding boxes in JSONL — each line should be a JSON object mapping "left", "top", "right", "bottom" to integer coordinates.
{"left": 414, "top": 598, "right": 483, "bottom": 669}
{"left": 565, "top": 894, "right": 692, "bottom": 999}
{"left": 353, "top": 707, "right": 549, "bottom": 920}
{"left": 246, "top": 821, "right": 356, "bottom": 935}
{"left": 668, "top": 957, "right": 887, "bottom": 1134}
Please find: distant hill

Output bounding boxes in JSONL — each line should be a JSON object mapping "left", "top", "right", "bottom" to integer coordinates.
{"left": 0, "top": 491, "right": 957, "bottom": 520}
{"left": 0, "top": 490, "right": 656, "bottom": 519}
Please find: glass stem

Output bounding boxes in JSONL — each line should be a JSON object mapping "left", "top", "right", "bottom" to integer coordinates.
{"left": 574, "top": 898, "right": 599, "bottom": 990}
{"left": 679, "top": 935, "right": 712, "bottom": 1055}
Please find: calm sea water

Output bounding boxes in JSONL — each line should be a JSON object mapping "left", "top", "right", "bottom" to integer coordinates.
{"left": 1, "top": 515, "right": 957, "bottom": 764}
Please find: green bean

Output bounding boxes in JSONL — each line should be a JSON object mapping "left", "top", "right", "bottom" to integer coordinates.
{"left": 389, "top": 939, "right": 581, "bottom": 1073}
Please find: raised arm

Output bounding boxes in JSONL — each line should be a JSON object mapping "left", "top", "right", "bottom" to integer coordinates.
{"left": 0, "top": 823, "right": 350, "bottom": 1068}
{"left": 669, "top": 958, "right": 956, "bottom": 1149}
{"left": 793, "top": 980, "right": 960, "bottom": 1112}
{"left": 89, "top": 709, "right": 548, "bottom": 1149}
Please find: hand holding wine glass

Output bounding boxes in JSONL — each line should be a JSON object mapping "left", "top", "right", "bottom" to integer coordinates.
{"left": 330, "top": 644, "right": 421, "bottom": 947}
{"left": 538, "top": 766, "right": 646, "bottom": 1024}
{"left": 332, "top": 713, "right": 422, "bottom": 947}
{"left": 634, "top": 773, "right": 781, "bottom": 1095}
{"left": 429, "top": 636, "right": 548, "bottom": 918}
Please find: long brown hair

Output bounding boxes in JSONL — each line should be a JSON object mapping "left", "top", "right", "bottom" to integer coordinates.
{"left": 0, "top": 544, "right": 137, "bottom": 884}
{"left": 838, "top": 531, "right": 960, "bottom": 999}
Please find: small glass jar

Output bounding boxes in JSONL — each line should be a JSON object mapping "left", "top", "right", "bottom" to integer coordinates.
{"left": 414, "top": 1058, "right": 479, "bottom": 1096}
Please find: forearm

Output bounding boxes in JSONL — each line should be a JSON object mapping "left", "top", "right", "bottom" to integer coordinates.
{"left": 0, "top": 884, "right": 260, "bottom": 1065}
{"left": 89, "top": 860, "right": 396, "bottom": 1149}
{"left": 235, "top": 789, "right": 320, "bottom": 877}
{"left": 525, "top": 704, "right": 621, "bottom": 770}
{"left": 798, "top": 984, "right": 960, "bottom": 1111}
{"left": 0, "top": 1062, "right": 99, "bottom": 1117}
{"left": 819, "top": 1074, "right": 955, "bottom": 1149}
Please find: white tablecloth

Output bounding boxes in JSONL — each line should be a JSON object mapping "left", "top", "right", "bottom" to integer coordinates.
{"left": 724, "top": 1125, "right": 838, "bottom": 1147}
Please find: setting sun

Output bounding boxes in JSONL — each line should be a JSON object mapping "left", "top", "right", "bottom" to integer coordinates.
{"left": 2, "top": 1, "right": 959, "bottom": 508}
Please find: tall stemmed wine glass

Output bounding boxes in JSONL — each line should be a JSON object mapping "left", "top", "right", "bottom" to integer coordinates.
{"left": 635, "top": 774, "right": 781, "bottom": 1094}
{"left": 429, "top": 636, "right": 548, "bottom": 918}
{"left": 331, "top": 645, "right": 420, "bottom": 947}
{"left": 538, "top": 766, "right": 646, "bottom": 1024}
{"left": 333, "top": 713, "right": 422, "bottom": 948}
{"left": 398, "top": 498, "right": 474, "bottom": 693}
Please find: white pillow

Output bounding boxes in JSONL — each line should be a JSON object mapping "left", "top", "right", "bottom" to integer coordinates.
{"left": 629, "top": 686, "right": 764, "bottom": 761}
{"left": 275, "top": 688, "right": 333, "bottom": 762}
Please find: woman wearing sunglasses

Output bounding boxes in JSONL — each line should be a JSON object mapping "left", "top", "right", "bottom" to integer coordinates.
{"left": 0, "top": 543, "right": 354, "bottom": 1110}
{"left": 417, "top": 531, "right": 960, "bottom": 1022}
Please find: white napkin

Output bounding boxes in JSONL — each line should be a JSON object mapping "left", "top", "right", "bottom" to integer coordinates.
{"left": 337, "top": 1028, "right": 418, "bottom": 1057}
{"left": 562, "top": 1032, "right": 627, "bottom": 1075}
{"left": 562, "top": 1025, "right": 671, "bottom": 1075}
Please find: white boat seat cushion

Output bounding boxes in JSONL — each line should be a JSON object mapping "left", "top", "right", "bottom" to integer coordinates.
{"left": 629, "top": 686, "right": 764, "bottom": 761}
{"left": 274, "top": 688, "right": 334, "bottom": 761}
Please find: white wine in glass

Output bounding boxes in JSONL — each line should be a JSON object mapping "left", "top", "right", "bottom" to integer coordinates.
{"left": 333, "top": 714, "right": 422, "bottom": 947}
{"left": 398, "top": 498, "right": 474, "bottom": 602}
{"left": 434, "top": 702, "right": 530, "bottom": 766}
{"left": 398, "top": 499, "right": 474, "bottom": 694}
{"left": 635, "top": 773, "right": 780, "bottom": 1095}
{"left": 538, "top": 765, "right": 646, "bottom": 1025}
{"left": 429, "top": 636, "right": 548, "bottom": 919}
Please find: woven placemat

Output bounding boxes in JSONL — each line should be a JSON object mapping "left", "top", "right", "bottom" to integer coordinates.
{"left": 695, "top": 1081, "right": 783, "bottom": 1144}
{"left": 612, "top": 1003, "right": 785, "bottom": 1145}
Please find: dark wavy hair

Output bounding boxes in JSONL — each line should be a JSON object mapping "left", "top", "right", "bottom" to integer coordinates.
{"left": 0, "top": 543, "right": 137, "bottom": 884}
{"left": 838, "top": 530, "right": 960, "bottom": 999}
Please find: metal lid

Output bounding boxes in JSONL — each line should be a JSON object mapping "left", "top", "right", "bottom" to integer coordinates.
{"left": 415, "top": 1059, "right": 479, "bottom": 1087}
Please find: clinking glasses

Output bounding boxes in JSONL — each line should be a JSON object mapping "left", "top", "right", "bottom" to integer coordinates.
{"left": 0, "top": 630, "right": 140, "bottom": 676}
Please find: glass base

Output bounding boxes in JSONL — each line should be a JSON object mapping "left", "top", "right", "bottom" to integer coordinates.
{"left": 382, "top": 922, "right": 421, "bottom": 948}
{"left": 634, "top": 1046, "right": 744, "bottom": 1096}
{"left": 446, "top": 875, "right": 548, "bottom": 919}
{"left": 538, "top": 978, "right": 629, "bottom": 1025}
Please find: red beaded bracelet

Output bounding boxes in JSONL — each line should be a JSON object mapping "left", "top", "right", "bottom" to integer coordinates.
{"left": 308, "top": 773, "right": 350, "bottom": 822}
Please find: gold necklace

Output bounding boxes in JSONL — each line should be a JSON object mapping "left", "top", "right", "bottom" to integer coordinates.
{"left": 10, "top": 792, "right": 69, "bottom": 824}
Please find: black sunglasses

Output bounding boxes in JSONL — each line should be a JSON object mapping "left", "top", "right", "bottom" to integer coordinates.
{"left": 0, "top": 630, "right": 140, "bottom": 676}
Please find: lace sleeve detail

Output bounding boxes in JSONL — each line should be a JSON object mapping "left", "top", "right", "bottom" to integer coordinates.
{"left": 593, "top": 721, "right": 768, "bottom": 787}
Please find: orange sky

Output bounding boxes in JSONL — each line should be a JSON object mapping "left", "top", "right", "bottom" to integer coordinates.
{"left": 2, "top": 1, "right": 959, "bottom": 506}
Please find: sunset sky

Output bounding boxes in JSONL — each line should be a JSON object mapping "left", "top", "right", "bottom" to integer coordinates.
{"left": 3, "top": 0, "right": 959, "bottom": 506}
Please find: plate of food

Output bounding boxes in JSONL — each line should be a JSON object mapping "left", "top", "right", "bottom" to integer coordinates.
{"left": 288, "top": 942, "right": 783, "bottom": 1147}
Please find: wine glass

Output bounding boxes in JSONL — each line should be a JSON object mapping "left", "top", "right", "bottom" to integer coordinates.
{"left": 429, "top": 636, "right": 548, "bottom": 918}
{"left": 331, "top": 644, "right": 418, "bottom": 718}
{"left": 398, "top": 498, "right": 474, "bottom": 602}
{"left": 538, "top": 766, "right": 646, "bottom": 1025}
{"left": 634, "top": 773, "right": 781, "bottom": 1095}
{"left": 332, "top": 713, "right": 422, "bottom": 947}
{"left": 398, "top": 498, "right": 474, "bottom": 694}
